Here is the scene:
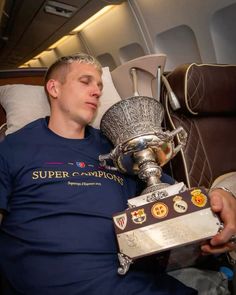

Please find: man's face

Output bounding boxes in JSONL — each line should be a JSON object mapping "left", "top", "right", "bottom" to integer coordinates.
{"left": 51, "top": 62, "right": 103, "bottom": 126}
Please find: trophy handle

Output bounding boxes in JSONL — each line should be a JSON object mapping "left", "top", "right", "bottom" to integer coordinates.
{"left": 166, "top": 126, "right": 187, "bottom": 157}
{"left": 99, "top": 145, "right": 121, "bottom": 171}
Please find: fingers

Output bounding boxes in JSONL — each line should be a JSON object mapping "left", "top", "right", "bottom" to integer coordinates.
{"left": 201, "top": 241, "right": 236, "bottom": 254}
{"left": 201, "top": 189, "right": 236, "bottom": 254}
{"left": 211, "top": 225, "right": 235, "bottom": 246}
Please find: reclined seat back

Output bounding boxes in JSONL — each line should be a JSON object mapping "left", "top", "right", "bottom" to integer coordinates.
{"left": 162, "top": 63, "right": 236, "bottom": 188}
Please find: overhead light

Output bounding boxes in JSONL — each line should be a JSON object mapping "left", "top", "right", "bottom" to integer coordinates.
{"left": 48, "top": 35, "right": 70, "bottom": 49}
{"left": 46, "top": 6, "right": 115, "bottom": 50}
{"left": 44, "top": 1, "right": 77, "bottom": 18}
{"left": 20, "top": 63, "right": 30, "bottom": 68}
{"left": 72, "top": 5, "right": 114, "bottom": 32}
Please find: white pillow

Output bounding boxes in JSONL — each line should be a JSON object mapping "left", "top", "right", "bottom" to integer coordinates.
{"left": 0, "top": 84, "right": 50, "bottom": 135}
{"left": 0, "top": 67, "right": 121, "bottom": 135}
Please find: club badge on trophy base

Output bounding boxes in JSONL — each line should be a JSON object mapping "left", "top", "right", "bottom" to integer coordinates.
{"left": 99, "top": 96, "right": 222, "bottom": 275}
{"left": 113, "top": 187, "right": 221, "bottom": 274}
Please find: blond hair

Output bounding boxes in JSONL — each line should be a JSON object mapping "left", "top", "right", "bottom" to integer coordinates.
{"left": 44, "top": 53, "right": 102, "bottom": 97}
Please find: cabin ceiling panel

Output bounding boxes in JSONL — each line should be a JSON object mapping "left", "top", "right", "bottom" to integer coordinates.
{"left": 0, "top": 0, "right": 125, "bottom": 69}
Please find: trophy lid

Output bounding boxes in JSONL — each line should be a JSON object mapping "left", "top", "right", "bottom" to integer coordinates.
{"left": 100, "top": 96, "right": 164, "bottom": 146}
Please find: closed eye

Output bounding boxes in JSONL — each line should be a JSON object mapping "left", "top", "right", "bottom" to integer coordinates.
{"left": 80, "top": 79, "right": 89, "bottom": 85}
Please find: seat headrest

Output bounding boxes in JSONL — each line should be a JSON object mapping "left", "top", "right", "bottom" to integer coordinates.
{"left": 166, "top": 63, "right": 236, "bottom": 115}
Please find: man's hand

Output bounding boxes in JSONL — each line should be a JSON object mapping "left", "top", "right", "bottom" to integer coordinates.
{"left": 201, "top": 188, "right": 236, "bottom": 254}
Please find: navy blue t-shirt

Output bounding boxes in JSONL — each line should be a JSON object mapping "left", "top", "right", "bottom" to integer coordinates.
{"left": 0, "top": 118, "right": 196, "bottom": 295}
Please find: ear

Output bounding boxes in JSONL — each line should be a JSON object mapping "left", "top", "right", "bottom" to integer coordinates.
{"left": 46, "top": 79, "right": 59, "bottom": 98}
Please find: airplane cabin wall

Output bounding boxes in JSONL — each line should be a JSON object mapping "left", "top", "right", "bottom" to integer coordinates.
{"left": 130, "top": 0, "right": 236, "bottom": 70}
{"left": 29, "top": 0, "right": 236, "bottom": 72}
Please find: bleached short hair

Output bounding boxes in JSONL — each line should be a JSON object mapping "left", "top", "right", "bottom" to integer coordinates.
{"left": 44, "top": 52, "right": 102, "bottom": 97}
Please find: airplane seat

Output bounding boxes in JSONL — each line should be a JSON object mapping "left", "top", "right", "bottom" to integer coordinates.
{"left": 161, "top": 63, "right": 236, "bottom": 189}
{"left": 162, "top": 63, "right": 236, "bottom": 293}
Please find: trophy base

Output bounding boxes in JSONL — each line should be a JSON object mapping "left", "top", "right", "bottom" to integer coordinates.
{"left": 113, "top": 186, "right": 222, "bottom": 275}
{"left": 128, "top": 182, "right": 186, "bottom": 207}
{"left": 141, "top": 182, "right": 171, "bottom": 195}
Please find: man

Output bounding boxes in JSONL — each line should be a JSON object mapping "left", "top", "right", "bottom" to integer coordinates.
{"left": 0, "top": 53, "right": 235, "bottom": 294}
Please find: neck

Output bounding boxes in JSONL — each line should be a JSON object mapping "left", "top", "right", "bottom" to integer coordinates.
{"left": 48, "top": 116, "right": 86, "bottom": 139}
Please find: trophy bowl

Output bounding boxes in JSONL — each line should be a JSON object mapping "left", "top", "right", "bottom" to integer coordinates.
{"left": 99, "top": 96, "right": 187, "bottom": 193}
{"left": 100, "top": 96, "right": 164, "bottom": 146}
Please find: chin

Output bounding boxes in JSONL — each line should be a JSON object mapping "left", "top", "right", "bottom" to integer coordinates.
{"left": 80, "top": 110, "right": 96, "bottom": 125}
{"left": 83, "top": 115, "right": 95, "bottom": 126}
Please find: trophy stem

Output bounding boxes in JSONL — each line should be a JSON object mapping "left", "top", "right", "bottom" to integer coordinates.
{"left": 147, "top": 174, "right": 162, "bottom": 187}
{"left": 133, "top": 149, "right": 170, "bottom": 194}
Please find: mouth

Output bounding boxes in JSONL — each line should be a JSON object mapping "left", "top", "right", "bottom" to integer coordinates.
{"left": 86, "top": 102, "right": 98, "bottom": 110}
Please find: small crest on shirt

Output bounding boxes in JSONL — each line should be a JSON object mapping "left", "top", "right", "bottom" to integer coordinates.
{"left": 76, "top": 161, "right": 86, "bottom": 168}
{"left": 114, "top": 213, "right": 127, "bottom": 230}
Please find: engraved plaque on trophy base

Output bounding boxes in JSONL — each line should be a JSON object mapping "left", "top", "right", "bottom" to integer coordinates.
{"left": 113, "top": 188, "right": 221, "bottom": 273}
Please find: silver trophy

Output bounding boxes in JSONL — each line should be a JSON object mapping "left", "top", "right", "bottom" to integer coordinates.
{"left": 99, "top": 68, "right": 221, "bottom": 275}
{"left": 98, "top": 95, "right": 186, "bottom": 274}
{"left": 99, "top": 95, "right": 187, "bottom": 195}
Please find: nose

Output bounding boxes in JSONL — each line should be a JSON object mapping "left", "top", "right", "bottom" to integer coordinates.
{"left": 92, "top": 83, "right": 102, "bottom": 98}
